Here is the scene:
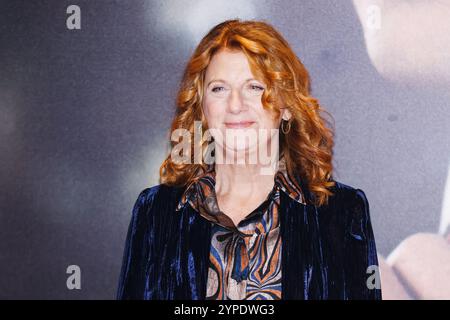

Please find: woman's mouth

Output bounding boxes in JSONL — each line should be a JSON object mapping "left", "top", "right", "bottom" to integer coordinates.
{"left": 224, "top": 121, "right": 255, "bottom": 129}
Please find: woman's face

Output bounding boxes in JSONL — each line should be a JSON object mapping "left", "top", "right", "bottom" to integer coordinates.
{"left": 202, "top": 48, "right": 291, "bottom": 158}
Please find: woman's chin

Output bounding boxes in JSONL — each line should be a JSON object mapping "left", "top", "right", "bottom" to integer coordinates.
{"left": 219, "top": 144, "right": 260, "bottom": 162}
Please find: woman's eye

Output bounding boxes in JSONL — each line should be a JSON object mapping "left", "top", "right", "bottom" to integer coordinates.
{"left": 211, "top": 86, "right": 225, "bottom": 93}
{"left": 249, "top": 84, "right": 264, "bottom": 91}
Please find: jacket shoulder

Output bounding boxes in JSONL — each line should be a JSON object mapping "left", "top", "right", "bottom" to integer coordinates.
{"left": 330, "top": 179, "right": 363, "bottom": 196}
{"left": 136, "top": 183, "right": 182, "bottom": 210}
{"left": 321, "top": 180, "right": 372, "bottom": 240}
{"left": 327, "top": 180, "right": 369, "bottom": 209}
{"left": 136, "top": 184, "right": 162, "bottom": 206}
{"left": 331, "top": 181, "right": 371, "bottom": 240}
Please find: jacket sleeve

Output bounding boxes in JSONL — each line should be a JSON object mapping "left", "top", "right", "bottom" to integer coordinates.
{"left": 116, "top": 186, "right": 158, "bottom": 299}
{"left": 344, "top": 188, "right": 382, "bottom": 300}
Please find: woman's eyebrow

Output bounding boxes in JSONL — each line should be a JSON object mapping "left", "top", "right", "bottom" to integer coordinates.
{"left": 206, "top": 78, "right": 260, "bottom": 87}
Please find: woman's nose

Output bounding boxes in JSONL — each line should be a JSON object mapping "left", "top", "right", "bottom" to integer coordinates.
{"left": 227, "top": 90, "right": 247, "bottom": 113}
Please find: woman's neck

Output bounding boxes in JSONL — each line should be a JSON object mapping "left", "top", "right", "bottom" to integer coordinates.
{"left": 214, "top": 162, "right": 276, "bottom": 207}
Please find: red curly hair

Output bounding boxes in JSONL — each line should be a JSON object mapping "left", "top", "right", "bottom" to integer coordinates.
{"left": 159, "top": 19, "right": 336, "bottom": 207}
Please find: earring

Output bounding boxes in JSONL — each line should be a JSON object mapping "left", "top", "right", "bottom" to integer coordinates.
{"left": 281, "top": 119, "right": 291, "bottom": 134}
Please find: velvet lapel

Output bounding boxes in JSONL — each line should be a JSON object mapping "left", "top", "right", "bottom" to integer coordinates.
{"left": 150, "top": 185, "right": 211, "bottom": 300}
{"left": 170, "top": 200, "right": 212, "bottom": 299}
{"left": 280, "top": 177, "right": 328, "bottom": 300}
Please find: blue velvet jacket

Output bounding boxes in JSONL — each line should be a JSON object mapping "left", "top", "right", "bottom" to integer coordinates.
{"left": 116, "top": 178, "right": 382, "bottom": 300}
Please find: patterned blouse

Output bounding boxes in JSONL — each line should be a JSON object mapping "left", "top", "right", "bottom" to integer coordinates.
{"left": 175, "top": 157, "right": 306, "bottom": 300}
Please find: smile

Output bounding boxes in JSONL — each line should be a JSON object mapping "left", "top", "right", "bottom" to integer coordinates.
{"left": 224, "top": 121, "right": 255, "bottom": 129}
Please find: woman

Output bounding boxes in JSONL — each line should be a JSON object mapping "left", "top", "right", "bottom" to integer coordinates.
{"left": 116, "top": 19, "right": 382, "bottom": 300}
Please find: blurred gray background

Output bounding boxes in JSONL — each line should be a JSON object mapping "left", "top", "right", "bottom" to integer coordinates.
{"left": 0, "top": 0, "right": 449, "bottom": 299}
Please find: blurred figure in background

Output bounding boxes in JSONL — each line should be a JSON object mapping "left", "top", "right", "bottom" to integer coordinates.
{"left": 353, "top": 0, "right": 450, "bottom": 299}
